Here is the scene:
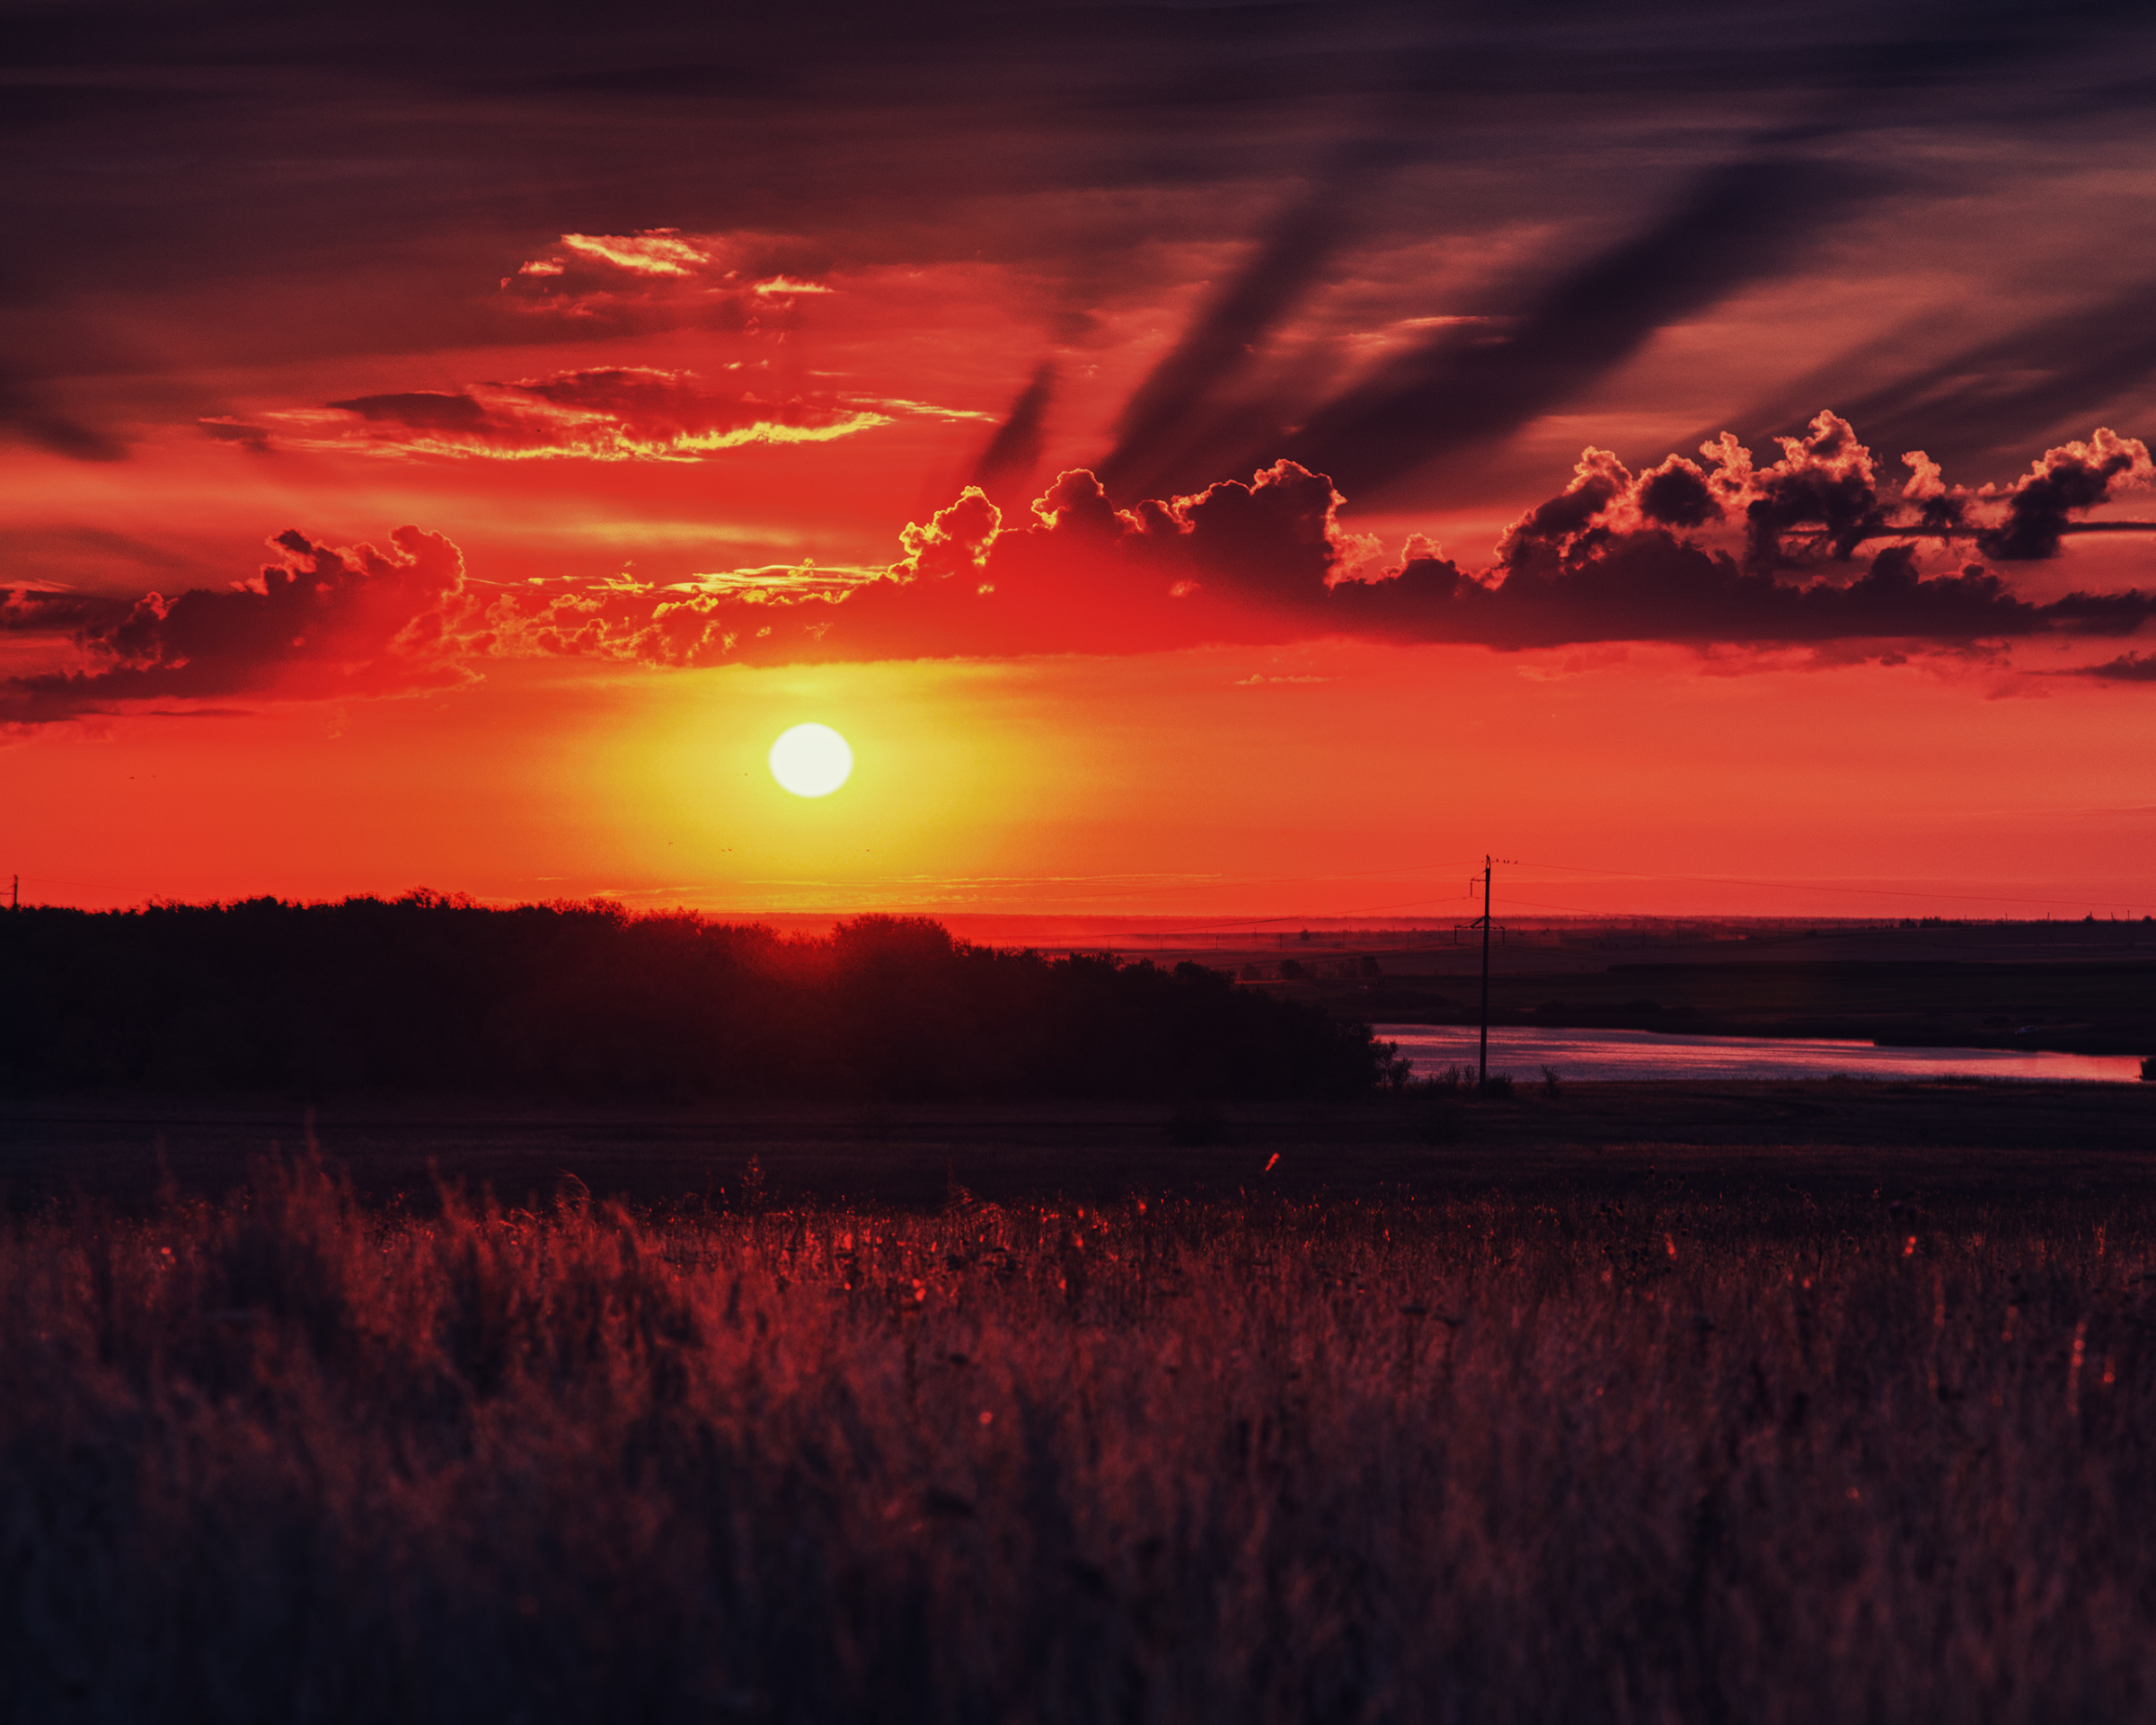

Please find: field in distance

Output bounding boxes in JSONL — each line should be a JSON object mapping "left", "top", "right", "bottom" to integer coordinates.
{"left": 818, "top": 914, "right": 2156, "bottom": 1058}
{"left": 1248, "top": 919, "right": 2156, "bottom": 1058}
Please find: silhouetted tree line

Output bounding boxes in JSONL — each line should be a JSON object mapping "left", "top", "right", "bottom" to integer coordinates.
{"left": 0, "top": 896, "right": 1393, "bottom": 1101}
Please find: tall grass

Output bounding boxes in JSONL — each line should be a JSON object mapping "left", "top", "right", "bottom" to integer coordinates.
{"left": 5, "top": 1157, "right": 2153, "bottom": 1721}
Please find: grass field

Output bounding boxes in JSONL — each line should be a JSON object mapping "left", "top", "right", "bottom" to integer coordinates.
{"left": 6, "top": 1102, "right": 2155, "bottom": 1722}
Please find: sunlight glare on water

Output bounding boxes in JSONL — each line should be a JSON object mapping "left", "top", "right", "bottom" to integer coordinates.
{"left": 1376, "top": 1025, "right": 2143, "bottom": 1084}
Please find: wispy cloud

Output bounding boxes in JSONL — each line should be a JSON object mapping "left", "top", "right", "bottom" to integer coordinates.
{"left": 555, "top": 230, "right": 712, "bottom": 276}
{"left": 253, "top": 367, "right": 985, "bottom": 463}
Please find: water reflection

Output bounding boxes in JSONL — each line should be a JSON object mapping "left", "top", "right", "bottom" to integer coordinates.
{"left": 1375, "top": 1024, "right": 2144, "bottom": 1084}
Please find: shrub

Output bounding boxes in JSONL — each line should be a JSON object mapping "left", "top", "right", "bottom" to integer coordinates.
{"left": 6, "top": 1161, "right": 2156, "bottom": 1722}
{"left": 0, "top": 902, "right": 1392, "bottom": 1103}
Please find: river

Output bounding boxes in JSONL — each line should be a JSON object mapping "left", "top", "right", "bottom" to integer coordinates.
{"left": 1374, "top": 1024, "right": 2145, "bottom": 1084}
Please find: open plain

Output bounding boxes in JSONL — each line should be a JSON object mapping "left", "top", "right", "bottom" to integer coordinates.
{"left": 6, "top": 1084, "right": 2156, "bottom": 1722}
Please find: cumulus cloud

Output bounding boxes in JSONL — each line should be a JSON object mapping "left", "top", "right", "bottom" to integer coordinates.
{"left": 465, "top": 461, "right": 1357, "bottom": 668}
{"left": 2, "top": 526, "right": 478, "bottom": 721}
{"left": 11, "top": 414, "right": 2152, "bottom": 723}
{"left": 261, "top": 367, "right": 984, "bottom": 462}
{"left": 1497, "top": 415, "right": 2155, "bottom": 572}
{"left": 467, "top": 417, "right": 2155, "bottom": 669}
{"left": 1977, "top": 429, "right": 2156, "bottom": 561}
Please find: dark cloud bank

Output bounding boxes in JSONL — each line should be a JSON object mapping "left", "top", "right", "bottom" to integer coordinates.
{"left": 9, "top": 0, "right": 2156, "bottom": 484}
{"left": 7, "top": 416, "right": 2152, "bottom": 722}
{"left": 3, "top": 529, "right": 475, "bottom": 722}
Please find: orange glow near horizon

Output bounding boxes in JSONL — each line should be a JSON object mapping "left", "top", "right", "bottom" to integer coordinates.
{"left": 5, "top": 29, "right": 2155, "bottom": 925}
{"left": 7, "top": 640, "right": 2153, "bottom": 923}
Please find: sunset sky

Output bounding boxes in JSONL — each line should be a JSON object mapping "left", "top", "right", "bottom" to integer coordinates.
{"left": 6, "top": 0, "right": 2155, "bottom": 921}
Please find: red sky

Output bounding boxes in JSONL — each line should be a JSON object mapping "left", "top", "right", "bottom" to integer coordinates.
{"left": 6, "top": 1, "right": 2156, "bottom": 921}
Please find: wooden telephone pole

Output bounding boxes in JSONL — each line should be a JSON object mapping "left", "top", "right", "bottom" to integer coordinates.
{"left": 1476, "top": 855, "right": 1492, "bottom": 1086}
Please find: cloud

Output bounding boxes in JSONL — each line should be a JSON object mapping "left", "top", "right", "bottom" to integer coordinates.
{"left": 2068, "top": 651, "right": 2156, "bottom": 683}
{"left": 12, "top": 414, "right": 2152, "bottom": 723}
{"left": 556, "top": 230, "right": 713, "bottom": 277}
{"left": 1, "top": 526, "right": 478, "bottom": 722}
{"left": 1977, "top": 429, "right": 2156, "bottom": 561}
{"left": 797, "top": 417, "right": 2156, "bottom": 659}
{"left": 199, "top": 417, "right": 275, "bottom": 454}
{"left": 470, "top": 417, "right": 2155, "bottom": 669}
{"left": 1500, "top": 413, "right": 2156, "bottom": 571}
{"left": 1, "top": 587, "right": 137, "bottom": 637}
{"left": 1095, "top": 156, "right": 1386, "bottom": 500}
{"left": 490, "top": 228, "right": 840, "bottom": 336}
{"left": 13, "top": 0, "right": 2156, "bottom": 483}
{"left": 0, "top": 367, "right": 128, "bottom": 463}
{"left": 1259, "top": 158, "right": 1865, "bottom": 499}
{"left": 969, "top": 361, "right": 1056, "bottom": 501}
{"left": 470, "top": 462, "right": 1356, "bottom": 668}
{"left": 1737, "top": 279, "right": 2156, "bottom": 482}
{"left": 1349, "top": 537, "right": 2138, "bottom": 654}
{"left": 279, "top": 367, "right": 982, "bottom": 462}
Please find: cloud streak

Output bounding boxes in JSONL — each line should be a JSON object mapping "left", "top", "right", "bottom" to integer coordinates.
{"left": 969, "top": 362, "right": 1056, "bottom": 501}
{"left": 271, "top": 367, "right": 982, "bottom": 463}
{"left": 1095, "top": 155, "right": 1391, "bottom": 501}
{"left": 1735, "top": 279, "right": 2156, "bottom": 482}
{"left": 1260, "top": 159, "right": 1866, "bottom": 500}
{"left": 9, "top": 3, "right": 2156, "bottom": 480}
{"left": 2070, "top": 651, "right": 2156, "bottom": 683}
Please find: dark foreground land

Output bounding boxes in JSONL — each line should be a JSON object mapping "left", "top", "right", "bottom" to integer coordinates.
{"left": 6, "top": 1075, "right": 2154, "bottom": 1211}
{"left": 6, "top": 1083, "right": 2156, "bottom": 1722}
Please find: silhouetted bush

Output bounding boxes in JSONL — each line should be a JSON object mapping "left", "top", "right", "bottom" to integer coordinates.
{"left": 1418, "top": 1064, "right": 1471, "bottom": 1095}
{"left": 0, "top": 899, "right": 1392, "bottom": 1102}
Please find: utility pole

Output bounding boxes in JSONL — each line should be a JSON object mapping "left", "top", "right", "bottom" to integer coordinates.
{"left": 1477, "top": 854, "right": 1492, "bottom": 1087}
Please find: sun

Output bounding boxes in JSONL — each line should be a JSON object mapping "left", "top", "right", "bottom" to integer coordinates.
{"left": 768, "top": 722, "right": 854, "bottom": 797}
